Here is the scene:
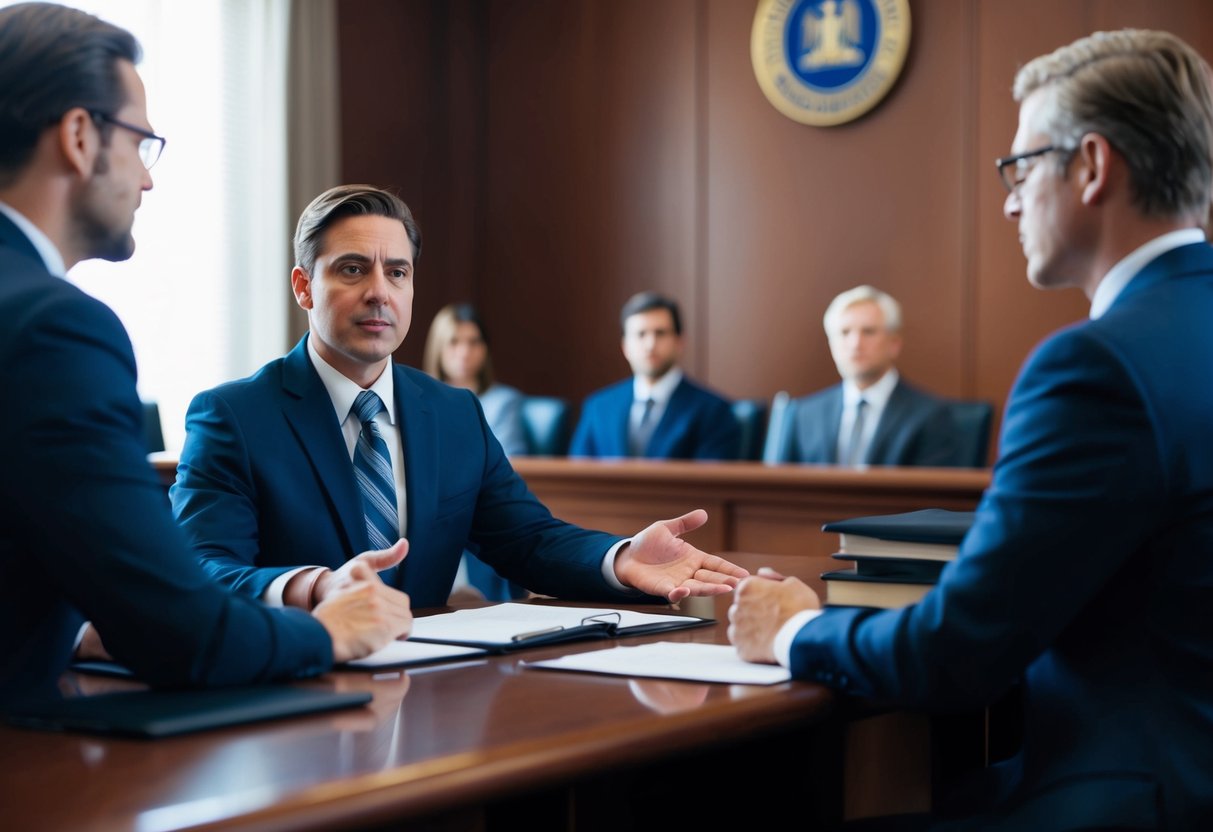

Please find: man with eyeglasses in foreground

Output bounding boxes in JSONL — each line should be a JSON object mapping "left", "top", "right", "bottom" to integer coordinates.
{"left": 0, "top": 2, "right": 410, "bottom": 711}
{"left": 730, "top": 29, "right": 1213, "bottom": 829}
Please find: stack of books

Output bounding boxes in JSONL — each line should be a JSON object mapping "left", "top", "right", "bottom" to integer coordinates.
{"left": 819, "top": 509, "right": 975, "bottom": 609}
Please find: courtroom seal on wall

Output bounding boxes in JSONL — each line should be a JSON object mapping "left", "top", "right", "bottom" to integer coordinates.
{"left": 751, "top": 0, "right": 911, "bottom": 127}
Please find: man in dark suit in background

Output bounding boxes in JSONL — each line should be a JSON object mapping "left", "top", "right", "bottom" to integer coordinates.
{"left": 0, "top": 2, "right": 409, "bottom": 710}
{"left": 779, "top": 284, "right": 961, "bottom": 467}
{"left": 170, "top": 186, "right": 747, "bottom": 612}
{"left": 730, "top": 28, "right": 1213, "bottom": 829}
{"left": 569, "top": 291, "right": 740, "bottom": 460}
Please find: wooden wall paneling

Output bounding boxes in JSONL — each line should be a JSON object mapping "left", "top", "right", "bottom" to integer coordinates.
{"left": 702, "top": 0, "right": 972, "bottom": 405}
{"left": 478, "top": 0, "right": 700, "bottom": 411}
{"left": 337, "top": 0, "right": 485, "bottom": 369}
{"left": 333, "top": 0, "right": 1213, "bottom": 458}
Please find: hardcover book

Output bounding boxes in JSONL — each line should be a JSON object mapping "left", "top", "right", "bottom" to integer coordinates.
{"left": 820, "top": 567, "right": 935, "bottom": 610}
{"left": 822, "top": 509, "right": 975, "bottom": 560}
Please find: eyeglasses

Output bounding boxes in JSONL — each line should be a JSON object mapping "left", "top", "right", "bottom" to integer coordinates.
{"left": 994, "top": 144, "right": 1069, "bottom": 193}
{"left": 90, "top": 111, "right": 166, "bottom": 170}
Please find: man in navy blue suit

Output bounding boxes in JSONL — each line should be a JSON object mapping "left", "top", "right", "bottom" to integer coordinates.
{"left": 0, "top": 2, "right": 409, "bottom": 710}
{"left": 778, "top": 284, "right": 963, "bottom": 467}
{"left": 731, "top": 29, "right": 1213, "bottom": 829}
{"left": 170, "top": 186, "right": 748, "bottom": 612}
{"left": 569, "top": 291, "right": 740, "bottom": 460}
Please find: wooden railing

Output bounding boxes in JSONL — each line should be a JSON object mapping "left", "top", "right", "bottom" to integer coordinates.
{"left": 152, "top": 456, "right": 990, "bottom": 597}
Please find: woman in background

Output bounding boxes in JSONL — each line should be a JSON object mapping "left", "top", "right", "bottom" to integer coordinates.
{"left": 422, "top": 303, "right": 528, "bottom": 601}
{"left": 423, "top": 303, "right": 528, "bottom": 456}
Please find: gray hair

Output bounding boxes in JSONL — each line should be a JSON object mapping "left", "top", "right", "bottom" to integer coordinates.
{"left": 1013, "top": 29, "right": 1213, "bottom": 221}
{"left": 823, "top": 285, "right": 902, "bottom": 335}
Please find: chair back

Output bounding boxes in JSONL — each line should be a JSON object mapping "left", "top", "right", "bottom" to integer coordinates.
{"left": 731, "top": 399, "right": 769, "bottom": 460}
{"left": 761, "top": 391, "right": 795, "bottom": 464}
{"left": 947, "top": 399, "right": 995, "bottom": 467}
{"left": 520, "top": 396, "right": 571, "bottom": 456}
{"left": 142, "top": 400, "right": 166, "bottom": 454}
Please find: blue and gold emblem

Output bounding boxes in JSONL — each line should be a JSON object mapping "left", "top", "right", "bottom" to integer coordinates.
{"left": 751, "top": 0, "right": 911, "bottom": 127}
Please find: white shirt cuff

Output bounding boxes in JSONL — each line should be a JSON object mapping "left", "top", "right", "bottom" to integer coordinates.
{"left": 774, "top": 609, "right": 824, "bottom": 667}
{"left": 265, "top": 566, "right": 318, "bottom": 607}
{"left": 601, "top": 539, "right": 638, "bottom": 592}
{"left": 73, "top": 621, "right": 90, "bottom": 653}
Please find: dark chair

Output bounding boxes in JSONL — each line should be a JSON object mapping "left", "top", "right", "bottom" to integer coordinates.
{"left": 731, "top": 398, "right": 769, "bottom": 461}
{"left": 520, "top": 396, "right": 571, "bottom": 456}
{"left": 946, "top": 399, "right": 995, "bottom": 468}
{"left": 761, "top": 391, "right": 795, "bottom": 464}
{"left": 142, "top": 400, "right": 166, "bottom": 454}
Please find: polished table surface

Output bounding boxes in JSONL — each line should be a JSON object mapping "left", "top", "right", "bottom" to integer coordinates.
{"left": 1, "top": 553, "right": 848, "bottom": 832}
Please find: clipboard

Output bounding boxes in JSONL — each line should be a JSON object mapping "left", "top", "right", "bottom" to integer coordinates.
{"left": 408, "top": 603, "right": 714, "bottom": 653}
{"left": 4, "top": 685, "right": 372, "bottom": 738}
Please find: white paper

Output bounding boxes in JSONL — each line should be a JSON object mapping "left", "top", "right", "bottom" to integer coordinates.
{"left": 524, "top": 641, "right": 792, "bottom": 685}
{"left": 410, "top": 603, "right": 703, "bottom": 645}
{"left": 344, "top": 639, "right": 486, "bottom": 668}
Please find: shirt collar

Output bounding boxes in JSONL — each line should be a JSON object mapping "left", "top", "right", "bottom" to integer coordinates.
{"left": 1089, "top": 228, "right": 1205, "bottom": 319}
{"left": 0, "top": 200, "right": 67, "bottom": 278}
{"left": 843, "top": 367, "right": 899, "bottom": 409}
{"left": 633, "top": 366, "right": 683, "bottom": 405}
{"left": 306, "top": 334, "right": 397, "bottom": 426}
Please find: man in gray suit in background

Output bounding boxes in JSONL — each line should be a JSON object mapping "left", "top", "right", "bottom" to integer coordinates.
{"left": 778, "top": 285, "right": 961, "bottom": 467}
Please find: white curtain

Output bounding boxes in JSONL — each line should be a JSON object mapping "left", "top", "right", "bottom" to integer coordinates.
{"left": 286, "top": 0, "right": 342, "bottom": 345}
{"left": 29, "top": 0, "right": 295, "bottom": 454}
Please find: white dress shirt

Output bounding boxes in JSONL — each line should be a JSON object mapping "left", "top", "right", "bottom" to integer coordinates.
{"left": 630, "top": 367, "right": 683, "bottom": 448}
{"left": 836, "top": 368, "right": 899, "bottom": 465}
{"left": 265, "top": 340, "right": 408, "bottom": 604}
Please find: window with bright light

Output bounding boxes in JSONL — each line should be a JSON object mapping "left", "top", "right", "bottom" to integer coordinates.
{"left": 3, "top": 0, "right": 293, "bottom": 452}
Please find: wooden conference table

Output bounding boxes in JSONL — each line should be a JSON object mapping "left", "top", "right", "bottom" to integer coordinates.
{"left": 1, "top": 552, "right": 917, "bottom": 832}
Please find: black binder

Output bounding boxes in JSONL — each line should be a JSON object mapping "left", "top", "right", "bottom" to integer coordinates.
{"left": 4, "top": 685, "right": 372, "bottom": 738}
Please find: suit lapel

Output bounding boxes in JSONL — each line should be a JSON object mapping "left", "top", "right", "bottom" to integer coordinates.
{"left": 609, "top": 383, "right": 633, "bottom": 455}
{"left": 866, "top": 381, "right": 907, "bottom": 464}
{"left": 280, "top": 338, "right": 365, "bottom": 558}
{"left": 396, "top": 364, "right": 436, "bottom": 588}
{"left": 821, "top": 387, "right": 844, "bottom": 463}
{"left": 646, "top": 377, "right": 687, "bottom": 456}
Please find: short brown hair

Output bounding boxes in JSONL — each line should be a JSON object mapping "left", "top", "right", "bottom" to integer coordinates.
{"left": 293, "top": 184, "right": 422, "bottom": 275}
{"left": 0, "top": 2, "right": 140, "bottom": 184}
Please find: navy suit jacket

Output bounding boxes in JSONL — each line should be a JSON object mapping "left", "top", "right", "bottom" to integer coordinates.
{"left": 789, "top": 242, "right": 1213, "bottom": 828}
{"left": 0, "top": 214, "right": 330, "bottom": 709}
{"left": 569, "top": 375, "right": 740, "bottom": 460}
{"left": 170, "top": 337, "right": 643, "bottom": 608}
{"left": 783, "top": 378, "right": 962, "bottom": 467}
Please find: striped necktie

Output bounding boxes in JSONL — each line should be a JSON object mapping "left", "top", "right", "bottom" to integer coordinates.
{"left": 352, "top": 391, "right": 400, "bottom": 561}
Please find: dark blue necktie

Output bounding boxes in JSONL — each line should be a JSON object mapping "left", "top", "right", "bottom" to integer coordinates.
{"left": 352, "top": 391, "right": 400, "bottom": 562}
{"left": 630, "top": 398, "right": 656, "bottom": 457}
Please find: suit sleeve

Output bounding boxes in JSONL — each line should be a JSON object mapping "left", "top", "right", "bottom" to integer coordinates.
{"left": 694, "top": 398, "right": 743, "bottom": 460}
{"left": 461, "top": 396, "right": 648, "bottom": 602}
{"left": 170, "top": 390, "right": 299, "bottom": 599}
{"left": 911, "top": 403, "right": 965, "bottom": 467}
{"left": 568, "top": 400, "right": 596, "bottom": 456}
{"left": 6, "top": 289, "right": 331, "bottom": 688}
{"left": 788, "top": 327, "right": 1166, "bottom": 707}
